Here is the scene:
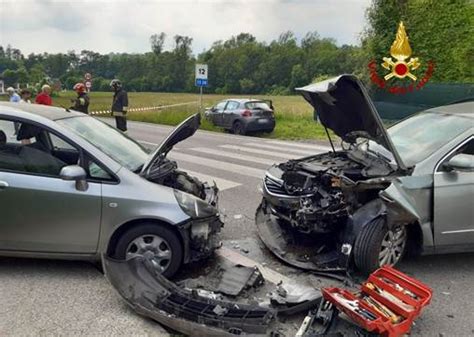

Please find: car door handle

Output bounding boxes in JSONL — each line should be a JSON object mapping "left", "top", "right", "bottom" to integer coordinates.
{"left": 0, "top": 181, "right": 9, "bottom": 189}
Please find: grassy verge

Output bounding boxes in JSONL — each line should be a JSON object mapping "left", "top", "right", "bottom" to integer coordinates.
{"left": 53, "top": 91, "right": 330, "bottom": 140}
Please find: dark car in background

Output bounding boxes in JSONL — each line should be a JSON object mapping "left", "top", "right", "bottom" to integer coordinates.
{"left": 205, "top": 98, "right": 275, "bottom": 135}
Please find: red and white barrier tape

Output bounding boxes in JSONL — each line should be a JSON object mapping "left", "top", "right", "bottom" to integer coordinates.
{"left": 90, "top": 101, "right": 198, "bottom": 115}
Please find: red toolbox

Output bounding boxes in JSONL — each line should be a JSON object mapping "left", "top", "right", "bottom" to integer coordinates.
{"left": 322, "top": 266, "right": 432, "bottom": 337}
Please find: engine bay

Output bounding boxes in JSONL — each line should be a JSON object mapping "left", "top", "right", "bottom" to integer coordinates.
{"left": 265, "top": 151, "right": 394, "bottom": 235}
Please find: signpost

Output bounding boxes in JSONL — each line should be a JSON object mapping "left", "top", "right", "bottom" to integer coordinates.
{"left": 84, "top": 73, "right": 92, "bottom": 92}
{"left": 195, "top": 64, "right": 208, "bottom": 112}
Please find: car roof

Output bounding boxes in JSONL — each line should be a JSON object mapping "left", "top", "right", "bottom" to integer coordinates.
{"left": 426, "top": 101, "right": 473, "bottom": 119}
{"left": 224, "top": 98, "right": 269, "bottom": 103}
{"left": 0, "top": 102, "right": 84, "bottom": 120}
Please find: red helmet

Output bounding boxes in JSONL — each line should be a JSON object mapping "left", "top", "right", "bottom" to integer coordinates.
{"left": 73, "top": 82, "right": 86, "bottom": 93}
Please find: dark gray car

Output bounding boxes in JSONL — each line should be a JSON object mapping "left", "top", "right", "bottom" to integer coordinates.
{"left": 0, "top": 104, "right": 222, "bottom": 278}
{"left": 257, "top": 75, "right": 474, "bottom": 275}
{"left": 205, "top": 99, "right": 275, "bottom": 135}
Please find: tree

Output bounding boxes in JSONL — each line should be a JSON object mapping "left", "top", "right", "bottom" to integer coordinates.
{"left": 150, "top": 32, "right": 166, "bottom": 55}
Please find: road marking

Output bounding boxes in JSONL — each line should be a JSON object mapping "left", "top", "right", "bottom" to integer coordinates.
{"left": 266, "top": 140, "right": 333, "bottom": 152}
{"left": 217, "top": 247, "right": 293, "bottom": 284}
{"left": 243, "top": 142, "right": 319, "bottom": 156}
{"left": 137, "top": 140, "right": 158, "bottom": 147}
{"left": 169, "top": 152, "right": 266, "bottom": 178}
{"left": 189, "top": 147, "right": 277, "bottom": 166}
{"left": 184, "top": 170, "right": 241, "bottom": 191}
{"left": 220, "top": 144, "right": 302, "bottom": 159}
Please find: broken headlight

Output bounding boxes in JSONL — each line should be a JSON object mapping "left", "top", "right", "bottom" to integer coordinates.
{"left": 174, "top": 189, "right": 217, "bottom": 219}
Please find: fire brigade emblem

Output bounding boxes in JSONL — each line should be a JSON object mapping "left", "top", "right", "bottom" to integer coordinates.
{"left": 382, "top": 22, "right": 420, "bottom": 81}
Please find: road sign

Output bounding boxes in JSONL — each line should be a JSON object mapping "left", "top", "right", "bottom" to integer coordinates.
{"left": 195, "top": 64, "right": 208, "bottom": 80}
{"left": 85, "top": 80, "right": 92, "bottom": 89}
{"left": 84, "top": 73, "right": 92, "bottom": 80}
{"left": 195, "top": 78, "right": 208, "bottom": 87}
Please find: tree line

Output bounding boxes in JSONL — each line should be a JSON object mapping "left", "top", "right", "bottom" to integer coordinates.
{"left": 1, "top": 0, "right": 471, "bottom": 95}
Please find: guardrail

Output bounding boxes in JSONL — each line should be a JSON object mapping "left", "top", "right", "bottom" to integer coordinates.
{"left": 90, "top": 101, "right": 198, "bottom": 115}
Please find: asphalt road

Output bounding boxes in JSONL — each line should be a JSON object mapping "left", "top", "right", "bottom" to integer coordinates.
{"left": 1, "top": 119, "right": 473, "bottom": 336}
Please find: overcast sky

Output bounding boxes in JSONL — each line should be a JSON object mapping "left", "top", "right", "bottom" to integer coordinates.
{"left": 0, "top": 0, "right": 370, "bottom": 55}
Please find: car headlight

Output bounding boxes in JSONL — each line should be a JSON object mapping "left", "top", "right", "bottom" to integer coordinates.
{"left": 174, "top": 189, "right": 217, "bottom": 219}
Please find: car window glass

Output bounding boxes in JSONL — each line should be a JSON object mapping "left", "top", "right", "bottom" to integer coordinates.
{"left": 0, "top": 119, "right": 74, "bottom": 177}
{"left": 388, "top": 112, "right": 472, "bottom": 166}
{"left": 0, "top": 120, "right": 36, "bottom": 144}
{"left": 216, "top": 101, "right": 227, "bottom": 110}
{"left": 225, "top": 101, "right": 239, "bottom": 110}
{"left": 245, "top": 101, "right": 271, "bottom": 110}
{"left": 86, "top": 156, "right": 113, "bottom": 181}
{"left": 50, "top": 133, "right": 75, "bottom": 150}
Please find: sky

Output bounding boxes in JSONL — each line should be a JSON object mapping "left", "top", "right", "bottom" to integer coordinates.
{"left": 0, "top": 0, "right": 370, "bottom": 55}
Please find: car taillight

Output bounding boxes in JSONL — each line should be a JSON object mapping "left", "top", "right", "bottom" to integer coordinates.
{"left": 241, "top": 110, "right": 252, "bottom": 117}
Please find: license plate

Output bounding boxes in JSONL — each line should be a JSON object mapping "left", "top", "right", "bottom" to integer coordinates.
{"left": 258, "top": 118, "right": 269, "bottom": 124}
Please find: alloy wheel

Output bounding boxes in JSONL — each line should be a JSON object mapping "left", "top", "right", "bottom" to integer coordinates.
{"left": 378, "top": 225, "right": 407, "bottom": 267}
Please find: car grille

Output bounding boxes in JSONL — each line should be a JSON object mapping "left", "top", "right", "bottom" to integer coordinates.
{"left": 264, "top": 175, "right": 287, "bottom": 195}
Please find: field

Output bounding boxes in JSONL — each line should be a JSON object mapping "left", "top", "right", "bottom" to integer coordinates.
{"left": 52, "top": 91, "right": 330, "bottom": 140}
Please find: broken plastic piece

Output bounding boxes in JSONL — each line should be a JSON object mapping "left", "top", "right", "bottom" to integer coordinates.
{"left": 216, "top": 264, "right": 265, "bottom": 296}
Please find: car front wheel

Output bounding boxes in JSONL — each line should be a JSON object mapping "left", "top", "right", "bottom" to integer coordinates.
{"left": 354, "top": 217, "right": 407, "bottom": 274}
{"left": 113, "top": 223, "right": 183, "bottom": 278}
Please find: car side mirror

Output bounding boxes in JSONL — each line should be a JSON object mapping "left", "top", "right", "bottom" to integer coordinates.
{"left": 445, "top": 154, "right": 474, "bottom": 172}
{"left": 60, "top": 165, "right": 88, "bottom": 191}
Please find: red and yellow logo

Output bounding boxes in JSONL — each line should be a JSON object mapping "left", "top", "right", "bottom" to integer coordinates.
{"left": 368, "top": 21, "right": 434, "bottom": 94}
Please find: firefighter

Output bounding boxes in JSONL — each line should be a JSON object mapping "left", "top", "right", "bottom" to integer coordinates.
{"left": 70, "top": 83, "right": 90, "bottom": 114}
{"left": 110, "top": 79, "right": 128, "bottom": 132}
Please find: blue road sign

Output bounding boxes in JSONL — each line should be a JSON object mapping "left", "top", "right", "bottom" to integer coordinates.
{"left": 195, "top": 79, "right": 208, "bottom": 87}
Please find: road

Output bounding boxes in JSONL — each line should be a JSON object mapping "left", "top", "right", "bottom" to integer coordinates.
{"left": 1, "top": 119, "right": 473, "bottom": 336}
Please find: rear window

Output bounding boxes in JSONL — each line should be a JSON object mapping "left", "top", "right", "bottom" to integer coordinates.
{"left": 245, "top": 101, "right": 271, "bottom": 110}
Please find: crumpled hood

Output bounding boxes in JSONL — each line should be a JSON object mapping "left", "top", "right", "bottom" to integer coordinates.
{"left": 296, "top": 75, "right": 407, "bottom": 171}
{"left": 141, "top": 113, "right": 200, "bottom": 176}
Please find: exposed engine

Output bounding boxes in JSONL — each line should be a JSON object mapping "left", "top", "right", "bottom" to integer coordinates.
{"left": 143, "top": 158, "right": 218, "bottom": 205}
{"left": 264, "top": 151, "right": 393, "bottom": 234}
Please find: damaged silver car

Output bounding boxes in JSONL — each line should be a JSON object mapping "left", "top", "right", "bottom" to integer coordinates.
{"left": 257, "top": 75, "right": 474, "bottom": 274}
{"left": 0, "top": 104, "right": 221, "bottom": 278}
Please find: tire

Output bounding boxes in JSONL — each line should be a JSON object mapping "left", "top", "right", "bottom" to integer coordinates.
{"left": 113, "top": 223, "right": 183, "bottom": 278}
{"left": 354, "top": 217, "right": 407, "bottom": 275}
{"left": 232, "top": 121, "right": 246, "bottom": 135}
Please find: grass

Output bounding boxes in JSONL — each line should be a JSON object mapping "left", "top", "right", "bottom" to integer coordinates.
{"left": 16, "top": 91, "right": 331, "bottom": 140}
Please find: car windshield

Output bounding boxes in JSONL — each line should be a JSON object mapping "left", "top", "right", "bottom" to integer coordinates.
{"left": 369, "top": 112, "right": 471, "bottom": 167}
{"left": 57, "top": 116, "right": 149, "bottom": 171}
{"left": 245, "top": 101, "right": 271, "bottom": 110}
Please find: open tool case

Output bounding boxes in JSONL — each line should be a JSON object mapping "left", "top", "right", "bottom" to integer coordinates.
{"left": 322, "top": 266, "right": 432, "bottom": 337}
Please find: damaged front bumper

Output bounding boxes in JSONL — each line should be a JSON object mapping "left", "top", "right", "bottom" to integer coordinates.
{"left": 181, "top": 215, "right": 223, "bottom": 264}
{"left": 256, "top": 200, "right": 350, "bottom": 278}
{"left": 103, "top": 255, "right": 322, "bottom": 336}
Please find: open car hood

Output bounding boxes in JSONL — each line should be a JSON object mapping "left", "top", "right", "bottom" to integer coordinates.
{"left": 140, "top": 113, "right": 200, "bottom": 176}
{"left": 296, "top": 75, "right": 407, "bottom": 171}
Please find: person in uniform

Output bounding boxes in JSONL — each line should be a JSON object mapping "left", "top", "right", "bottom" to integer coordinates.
{"left": 70, "top": 82, "right": 90, "bottom": 114}
{"left": 110, "top": 79, "right": 128, "bottom": 132}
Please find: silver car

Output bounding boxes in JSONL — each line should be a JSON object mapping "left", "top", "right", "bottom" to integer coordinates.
{"left": 205, "top": 99, "right": 275, "bottom": 135}
{"left": 257, "top": 75, "right": 474, "bottom": 274}
{"left": 0, "top": 103, "right": 222, "bottom": 277}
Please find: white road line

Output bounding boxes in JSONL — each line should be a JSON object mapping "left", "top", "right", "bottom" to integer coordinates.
{"left": 137, "top": 140, "right": 158, "bottom": 147}
{"left": 266, "top": 140, "right": 333, "bottom": 152}
{"left": 169, "top": 152, "right": 266, "bottom": 178}
{"left": 243, "top": 142, "right": 320, "bottom": 156}
{"left": 189, "top": 147, "right": 277, "bottom": 166}
{"left": 184, "top": 170, "right": 241, "bottom": 191}
{"left": 219, "top": 144, "right": 302, "bottom": 159}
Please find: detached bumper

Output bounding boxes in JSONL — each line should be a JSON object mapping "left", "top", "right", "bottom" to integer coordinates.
{"left": 103, "top": 256, "right": 276, "bottom": 336}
